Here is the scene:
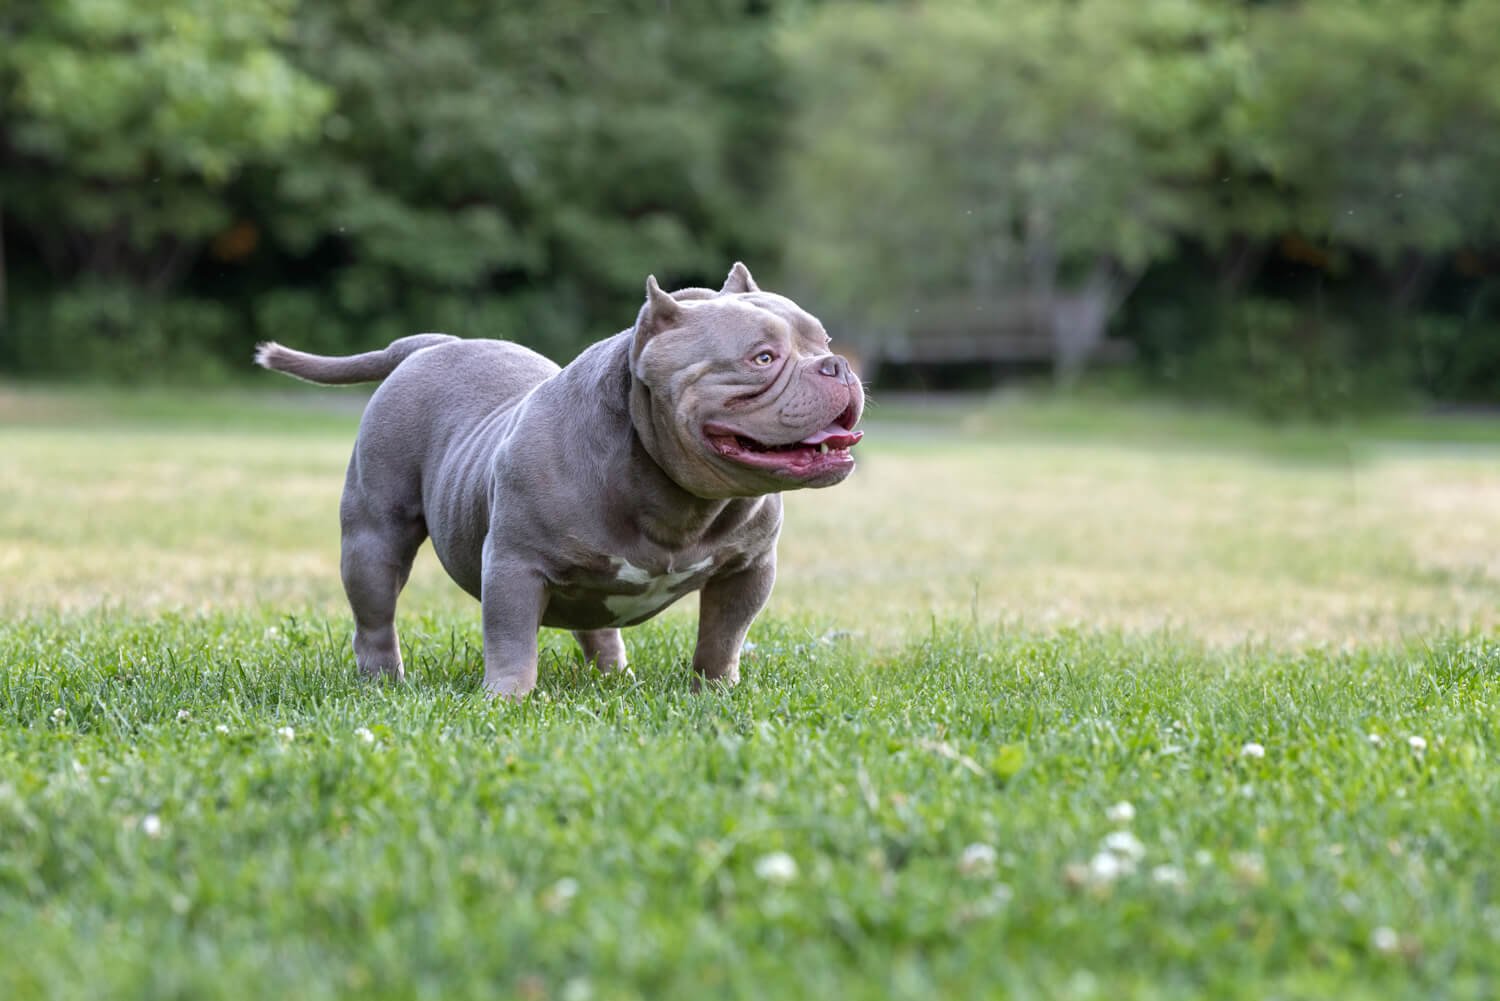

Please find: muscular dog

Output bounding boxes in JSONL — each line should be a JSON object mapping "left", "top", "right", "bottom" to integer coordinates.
{"left": 256, "top": 263, "right": 863, "bottom": 698}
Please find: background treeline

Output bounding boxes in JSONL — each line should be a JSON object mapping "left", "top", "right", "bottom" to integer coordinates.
{"left": 1, "top": 0, "right": 1498, "bottom": 415}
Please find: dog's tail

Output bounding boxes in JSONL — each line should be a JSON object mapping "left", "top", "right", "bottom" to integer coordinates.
{"left": 254, "top": 334, "right": 459, "bottom": 385}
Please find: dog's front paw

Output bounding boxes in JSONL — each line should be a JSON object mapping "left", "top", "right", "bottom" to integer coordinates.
{"left": 358, "top": 663, "right": 405, "bottom": 684}
{"left": 482, "top": 674, "right": 537, "bottom": 702}
{"left": 690, "top": 666, "right": 740, "bottom": 694}
{"left": 353, "top": 627, "right": 405, "bottom": 683}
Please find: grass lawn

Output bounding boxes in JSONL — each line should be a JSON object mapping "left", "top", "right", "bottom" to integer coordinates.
{"left": 2, "top": 384, "right": 1498, "bottom": 999}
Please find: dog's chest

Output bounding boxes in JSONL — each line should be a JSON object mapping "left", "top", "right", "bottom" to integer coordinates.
{"left": 603, "top": 557, "right": 713, "bottom": 620}
{"left": 544, "top": 555, "right": 717, "bottom": 629}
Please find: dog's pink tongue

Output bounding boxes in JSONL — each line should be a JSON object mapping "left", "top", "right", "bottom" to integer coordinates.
{"left": 799, "top": 424, "right": 863, "bottom": 448}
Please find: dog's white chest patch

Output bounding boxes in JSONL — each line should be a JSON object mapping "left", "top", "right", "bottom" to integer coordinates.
{"left": 603, "top": 557, "right": 712, "bottom": 622}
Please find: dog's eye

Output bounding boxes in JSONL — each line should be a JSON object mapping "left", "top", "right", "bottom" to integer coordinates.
{"left": 752, "top": 351, "right": 775, "bottom": 366}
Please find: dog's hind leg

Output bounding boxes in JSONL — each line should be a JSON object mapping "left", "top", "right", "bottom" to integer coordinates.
{"left": 574, "top": 629, "right": 627, "bottom": 673}
{"left": 340, "top": 490, "right": 427, "bottom": 682}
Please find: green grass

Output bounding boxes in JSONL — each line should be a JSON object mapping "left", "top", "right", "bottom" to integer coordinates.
{"left": 4, "top": 617, "right": 1497, "bottom": 999}
{"left": 3, "top": 384, "right": 1500, "bottom": 998}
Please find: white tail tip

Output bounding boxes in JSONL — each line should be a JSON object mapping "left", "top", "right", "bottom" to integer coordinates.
{"left": 253, "top": 342, "right": 281, "bottom": 369}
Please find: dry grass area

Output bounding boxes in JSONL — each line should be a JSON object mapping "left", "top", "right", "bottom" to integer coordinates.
{"left": 4, "top": 387, "right": 1499, "bottom": 648}
{"left": 785, "top": 436, "right": 1500, "bottom": 646}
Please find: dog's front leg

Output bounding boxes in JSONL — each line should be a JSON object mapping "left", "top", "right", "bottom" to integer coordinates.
{"left": 480, "top": 551, "right": 547, "bottom": 700}
{"left": 691, "top": 555, "right": 776, "bottom": 691}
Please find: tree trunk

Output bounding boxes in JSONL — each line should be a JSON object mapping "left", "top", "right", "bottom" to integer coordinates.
{"left": 1218, "top": 234, "right": 1267, "bottom": 293}
{"left": 1390, "top": 250, "right": 1436, "bottom": 311}
{"left": 1022, "top": 209, "right": 1142, "bottom": 384}
{"left": 1049, "top": 259, "right": 1119, "bottom": 386}
{"left": 146, "top": 238, "right": 195, "bottom": 295}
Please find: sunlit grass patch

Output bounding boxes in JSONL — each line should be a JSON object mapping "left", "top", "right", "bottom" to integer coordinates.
{"left": 5, "top": 386, "right": 1500, "bottom": 645}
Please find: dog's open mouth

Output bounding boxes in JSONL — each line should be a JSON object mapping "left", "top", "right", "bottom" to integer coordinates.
{"left": 704, "top": 404, "right": 862, "bottom": 478}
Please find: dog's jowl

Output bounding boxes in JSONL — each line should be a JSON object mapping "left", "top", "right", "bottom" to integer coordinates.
{"left": 256, "top": 263, "right": 864, "bottom": 698}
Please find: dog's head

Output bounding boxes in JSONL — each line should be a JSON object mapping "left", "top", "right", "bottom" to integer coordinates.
{"left": 629, "top": 263, "right": 864, "bottom": 500}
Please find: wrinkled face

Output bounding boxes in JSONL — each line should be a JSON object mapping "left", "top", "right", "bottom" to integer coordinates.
{"left": 631, "top": 266, "right": 865, "bottom": 500}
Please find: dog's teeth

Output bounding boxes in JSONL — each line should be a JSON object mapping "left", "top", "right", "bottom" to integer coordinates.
{"left": 819, "top": 443, "right": 829, "bottom": 454}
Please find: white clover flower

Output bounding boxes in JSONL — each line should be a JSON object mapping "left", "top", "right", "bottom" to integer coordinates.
{"left": 1368, "top": 733, "right": 1384, "bottom": 747}
{"left": 1088, "top": 851, "right": 1128, "bottom": 884}
{"left": 1407, "top": 736, "right": 1427, "bottom": 753}
{"left": 276, "top": 726, "right": 296, "bottom": 741}
{"left": 1102, "top": 830, "right": 1145, "bottom": 864}
{"left": 1150, "top": 864, "right": 1187, "bottom": 889}
{"left": 355, "top": 727, "right": 375, "bottom": 744}
{"left": 1371, "top": 926, "right": 1399, "bottom": 954}
{"left": 177, "top": 709, "right": 191, "bottom": 722}
{"left": 1230, "top": 852, "right": 1266, "bottom": 884}
{"left": 215, "top": 724, "right": 230, "bottom": 735}
{"left": 957, "top": 843, "right": 998, "bottom": 878}
{"left": 52, "top": 707, "right": 67, "bottom": 722}
{"left": 541, "top": 877, "right": 580, "bottom": 914}
{"left": 754, "top": 852, "right": 799, "bottom": 885}
{"left": 1240, "top": 742, "right": 1266, "bottom": 759}
{"left": 141, "top": 814, "right": 163, "bottom": 838}
{"left": 1106, "top": 801, "right": 1136, "bottom": 825}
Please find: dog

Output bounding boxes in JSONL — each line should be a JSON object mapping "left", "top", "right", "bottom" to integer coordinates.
{"left": 256, "top": 263, "right": 864, "bottom": 697}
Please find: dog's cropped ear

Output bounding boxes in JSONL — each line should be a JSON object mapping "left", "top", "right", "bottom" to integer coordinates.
{"left": 632, "top": 275, "right": 685, "bottom": 368}
{"left": 720, "top": 261, "right": 759, "bottom": 294}
{"left": 640, "top": 274, "right": 683, "bottom": 331}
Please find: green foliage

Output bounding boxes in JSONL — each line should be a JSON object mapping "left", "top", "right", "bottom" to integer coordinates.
{"left": 0, "top": 0, "right": 331, "bottom": 294}
{"left": 7, "top": 0, "right": 330, "bottom": 181}
{"left": 1225, "top": 0, "right": 1500, "bottom": 258}
{"left": 779, "top": 2, "right": 1225, "bottom": 315}
{"left": 1125, "top": 282, "right": 1419, "bottom": 419}
{"left": 2, "top": 0, "right": 1498, "bottom": 409}
{"left": 0, "top": 0, "right": 787, "bottom": 376}
{"left": 250, "top": 0, "right": 788, "bottom": 359}
{"left": 777, "top": 0, "right": 1500, "bottom": 409}
{"left": 779, "top": 0, "right": 1237, "bottom": 325}
{"left": 1195, "top": 299, "right": 1405, "bottom": 420}
{"left": 1408, "top": 311, "right": 1500, "bottom": 403}
{"left": 7, "top": 282, "right": 239, "bottom": 381}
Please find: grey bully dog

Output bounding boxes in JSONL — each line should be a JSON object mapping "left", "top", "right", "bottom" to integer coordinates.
{"left": 255, "top": 263, "right": 864, "bottom": 698}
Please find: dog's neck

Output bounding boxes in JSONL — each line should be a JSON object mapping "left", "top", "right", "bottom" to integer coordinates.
{"left": 588, "top": 337, "right": 761, "bottom": 547}
{"left": 548, "top": 331, "right": 771, "bottom": 548}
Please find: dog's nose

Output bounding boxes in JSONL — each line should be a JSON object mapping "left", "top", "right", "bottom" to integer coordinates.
{"left": 817, "top": 354, "right": 850, "bottom": 381}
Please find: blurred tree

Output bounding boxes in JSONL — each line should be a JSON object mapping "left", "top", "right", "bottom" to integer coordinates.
{"left": 1225, "top": 0, "right": 1500, "bottom": 308}
{"left": 0, "top": 0, "right": 330, "bottom": 302}
{"left": 0, "top": 0, "right": 788, "bottom": 374}
{"left": 2, "top": 0, "right": 1495, "bottom": 407}
{"left": 252, "top": 0, "right": 788, "bottom": 358}
{"left": 779, "top": 0, "right": 1241, "bottom": 381}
